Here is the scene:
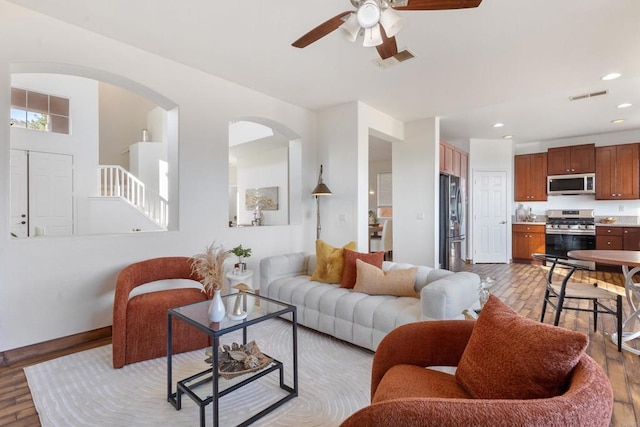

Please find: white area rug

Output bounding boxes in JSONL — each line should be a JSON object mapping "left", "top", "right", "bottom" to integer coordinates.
{"left": 25, "top": 319, "right": 372, "bottom": 426}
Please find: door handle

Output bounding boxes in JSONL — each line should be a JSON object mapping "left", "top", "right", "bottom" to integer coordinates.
{"left": 499, "top": 221, "right": 506, "bottom": 224}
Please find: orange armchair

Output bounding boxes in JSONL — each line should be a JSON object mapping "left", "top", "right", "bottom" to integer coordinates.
{"left": 341, "top": 320, "right": 613, "bottom": 427}
{"left": 112, "top": 256, "right": 210, "bottom": 368}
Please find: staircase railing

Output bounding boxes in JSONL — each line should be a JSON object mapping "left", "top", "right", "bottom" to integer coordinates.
{"left": 98, "top": 165, "right": 168, "bottom": 229}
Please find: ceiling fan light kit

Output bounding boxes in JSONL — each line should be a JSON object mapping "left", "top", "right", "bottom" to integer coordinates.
{"left": 357, "top": 0, "right": 381, "bottom": 28}
{"left": 292, "top": 0, "right": 482, "bottom": 60}
{"left": 363, "top": 24, "right": 383, "bottom": 47}
{"left": 379, "top": 8, "right": 403, "bottom": 37}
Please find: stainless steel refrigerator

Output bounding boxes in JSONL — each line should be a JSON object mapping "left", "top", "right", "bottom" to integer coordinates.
{"left": 439, "top": 174, "right": 465, "bottom": 271}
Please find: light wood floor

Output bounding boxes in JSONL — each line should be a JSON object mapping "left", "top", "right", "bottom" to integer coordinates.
{"left": 1, "top": 262, "right": 639, "bottom": 426}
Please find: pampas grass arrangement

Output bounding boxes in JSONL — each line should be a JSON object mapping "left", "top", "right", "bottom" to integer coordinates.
{"left": 192, "top": 241, "right": 230, "bottom": 294}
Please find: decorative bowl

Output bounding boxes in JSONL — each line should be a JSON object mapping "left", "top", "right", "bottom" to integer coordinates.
{"left": 602, "top": 217, "right": 617, "bottom": 224}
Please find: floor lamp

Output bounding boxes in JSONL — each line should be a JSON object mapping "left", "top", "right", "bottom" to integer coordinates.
{"left": 311, "top": 164, "right": 332, "bottom": 240}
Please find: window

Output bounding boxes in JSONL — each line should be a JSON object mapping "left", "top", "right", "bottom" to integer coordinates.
{"left": 10, "top": 87, "right": 70, "bottom": 134}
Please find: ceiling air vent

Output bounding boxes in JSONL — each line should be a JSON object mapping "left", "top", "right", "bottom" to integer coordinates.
{"left": 569, "top": 90, "right": 608, "bottom": 101}
{"left": 373, "top": 49, "right": 415, "bottom": 69}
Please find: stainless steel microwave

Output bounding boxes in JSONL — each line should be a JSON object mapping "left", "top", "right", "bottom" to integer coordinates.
{"left": 547, "top": 173, "right": 595, "bottom": 195}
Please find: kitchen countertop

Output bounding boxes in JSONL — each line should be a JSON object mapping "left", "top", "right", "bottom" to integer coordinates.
{"left": 512, "top": 221, "right": 546, "bottom": 225}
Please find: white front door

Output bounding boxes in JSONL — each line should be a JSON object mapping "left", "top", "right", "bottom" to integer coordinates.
{"left": 473, "top": 170, "right": 508, "bottom": 263}
{"left": 29, "top": 151, "right": 73, "bottom": 236}
{"left": 10, "top": 149, "right": 28, "bottom": 237}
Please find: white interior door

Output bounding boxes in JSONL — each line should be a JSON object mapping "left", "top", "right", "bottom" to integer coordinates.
{"left": 10, "top": 149, "right": 28, "bottom": 237}
{"left": 473, "top": 170, "right": 508, "bottom": 263}
{"left": 29, "top": 151, "right": 73, "bottom": 236}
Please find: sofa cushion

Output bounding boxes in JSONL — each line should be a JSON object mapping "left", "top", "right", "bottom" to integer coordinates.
{"left": 310, "top": 240, "right": 356, "bottom": 284}
{"left": 455, "top": 295, "right": 588, "bottom": 400}
{"left": 341, "top": 249, "right": 384, "bottom": 289}
{"left": 353, "top": 260, "right": 418, "bottom": 297}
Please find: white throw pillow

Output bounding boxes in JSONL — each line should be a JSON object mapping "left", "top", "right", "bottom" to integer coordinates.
{"left": 128, "top": 278, "right": 204, "bottom": 300}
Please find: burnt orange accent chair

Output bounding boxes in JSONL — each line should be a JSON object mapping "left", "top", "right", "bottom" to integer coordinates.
{"left": 112, "top": 256, "right": 210, "bottom": 368}
{"left": 341, "top": 298, "right": 613, "bottom": 427}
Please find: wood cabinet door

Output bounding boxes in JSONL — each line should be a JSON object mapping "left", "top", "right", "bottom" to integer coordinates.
{"left": 596, "top": 235, "right": 623, "bottom": 250}
{"left": 452, "top": 149, "right": 462, "bottom": 177}
{"left": 512, "top": 232, "right": 530, "bottom": 259}
{"left": 439, "top": 143, "right": 445, "bottom": 173}
{"left": 529, "top": 153, "right": 548, "bottom": 201}
{"left": 624, "top": 227, "right": 640, "bottom": 251}
{"left": 530, "top": 232, "right": 546, "bottom": 256}
{"left": 514, "top": 155, "right": 531, "bottom": 201}
{"left": 570, "top": 144, "right": 595, "bottom": 173}
{"left": 615, "top": 143, "right": 639, "bottom": 199}
{"left": 547, "top": 146, "right": 571, "bottom": 175}
{"left": 595, "top": 145, "right": 616, "bottom": 199}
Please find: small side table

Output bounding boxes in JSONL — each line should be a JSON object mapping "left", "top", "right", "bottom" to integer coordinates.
{"left": 226, "top": 269, "right": 255, "bottom": 315}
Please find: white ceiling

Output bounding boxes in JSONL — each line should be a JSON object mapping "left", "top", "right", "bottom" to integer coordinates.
{"left": 8, "top": 0, "right": 640, "bottom": 146}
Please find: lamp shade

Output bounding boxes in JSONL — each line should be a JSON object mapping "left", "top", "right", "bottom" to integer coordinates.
{"left": 362, "top": 24, "right": 383, "bottom": 47}
{"left": 312, "top": 182, "right": 332, "bottom": 196}
{"left": 357, "top": 0, "right": 381, "bottom": 29}
{"left": 340, "top": 13, "right": 361, "bottom": 43}
{"left": 380, "top": 8, "right": 403, "bottom": 37}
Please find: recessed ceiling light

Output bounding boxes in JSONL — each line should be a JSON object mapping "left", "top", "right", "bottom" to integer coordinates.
{"left": 611, "top": 119, "right": 625, "bottom": 124}
{"left": 602, "top": 72, "right": 622, "bottom": 81}
{"left": 493, "top": 123, "right": 504, "bottom": 128}
{"left": 503, "top": 135, "right": 513, "bottom": 139}
{"left": 617, "top": 103, "right": 632, "bottom": 109}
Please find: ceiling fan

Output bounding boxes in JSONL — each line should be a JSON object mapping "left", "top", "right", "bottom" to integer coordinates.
{"left": 292, "top": 0, "right": 483, "bottom": 60}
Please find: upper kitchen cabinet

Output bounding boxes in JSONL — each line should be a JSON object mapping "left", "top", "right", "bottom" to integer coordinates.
{"left": 595, "top": 143, "right": 640, "bottom": 200}
{"left": 439, "top": 141, "right": 467, "bottom": 179}
{"left": 547, "top": 143, "right": 595, "bottom": 175}
{"left": 514, "top": 153, "right": 547, "bottom": 201}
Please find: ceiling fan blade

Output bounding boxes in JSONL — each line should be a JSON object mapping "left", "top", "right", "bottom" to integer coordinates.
{"left": 292, "top": 11, "right": 352, "bottom": 48}
{"left": 394, "top": 0, "right": 482, "bottom": 11}
{"left": 376, "top": 26, "right": 398, "bottom": 60}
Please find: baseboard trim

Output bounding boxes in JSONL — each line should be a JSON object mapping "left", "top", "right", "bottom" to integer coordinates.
{"left": 0, "top": 326, "right": 112, "bottom": 367}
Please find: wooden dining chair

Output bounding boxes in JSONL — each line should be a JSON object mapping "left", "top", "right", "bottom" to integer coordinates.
{"left": 532, "top": 253, "right": 623, "bottom": 352}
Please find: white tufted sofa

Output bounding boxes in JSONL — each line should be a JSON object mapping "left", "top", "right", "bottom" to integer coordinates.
{"left": 260, "top": 252, "right": 481, "bottom": 352}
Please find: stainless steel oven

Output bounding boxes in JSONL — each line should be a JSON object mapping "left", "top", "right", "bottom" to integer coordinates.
{"left": 545, "top": 209, "right": 596, "bottom": 266}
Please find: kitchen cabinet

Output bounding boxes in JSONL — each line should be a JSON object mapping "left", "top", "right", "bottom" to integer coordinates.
{"left": 439, "top": 142, "right": 468, "bottom": 180}
{"left": 514, "top": 153, "right": 547, "bottom": 201}
{"left": 596, "top": 226, "right": 640, "bottom": 251}
{"left": 440, "top": 142, "right": 454, "bottom": 175}
{"left": 547, "top": 143, "right": 595, "bottom": 175}
{"left": 595, "top": 143, "right": 640, "bottom": 200}
{"left": 624, "top": 227, "right": 640, "bottom": 250}
{"left": 512, "top": 224, "right": 546, "bottom": 264}
{"left": 596, "top": 226, "right": 623, "bottom": 250}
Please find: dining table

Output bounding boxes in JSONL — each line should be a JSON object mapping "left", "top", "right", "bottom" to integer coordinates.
{"left": 568, "top": 249, "right": 640, "bottom": 355}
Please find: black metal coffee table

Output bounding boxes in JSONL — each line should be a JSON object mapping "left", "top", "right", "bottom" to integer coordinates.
{"left": 167, "top": 294, "right": 297, "bottom": 427}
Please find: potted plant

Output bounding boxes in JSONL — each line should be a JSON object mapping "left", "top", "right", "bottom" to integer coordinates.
{"left": 231, "top": 244, "right": 252, "bottom": 272}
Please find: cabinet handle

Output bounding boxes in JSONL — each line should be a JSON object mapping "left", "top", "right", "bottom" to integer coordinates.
{"left": 625, "top": 230, "right": 628, "bottom": 234}
{"left": 608, "top": 229, "right": 611, "bottom": 233}
{"left": 618, "top": 194, "right": 621, "bottom": 197}
{"left": 608, "top": 241, "right": 611, "bottom": 245}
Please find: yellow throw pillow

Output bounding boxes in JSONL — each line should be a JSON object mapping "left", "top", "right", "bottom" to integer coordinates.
{"left": 353, "top": 259, "right": 418, "bottom": 297}
{"left": 310, "top": 240, "right": 356, "bottom": 284}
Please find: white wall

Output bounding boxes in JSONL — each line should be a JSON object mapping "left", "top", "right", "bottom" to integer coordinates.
{"left": 0, "top": 1, "right": 318, "bottom": 352}
{"left": 316, "top": 103, "right": 360, "bottom": 247}
{"left": 394, "top": 118, "right": 439, "bottom": 266}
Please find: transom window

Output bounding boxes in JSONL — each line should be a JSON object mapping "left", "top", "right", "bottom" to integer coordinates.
{"left": 10, "top": 87, "right": 70, "bottom": 134}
